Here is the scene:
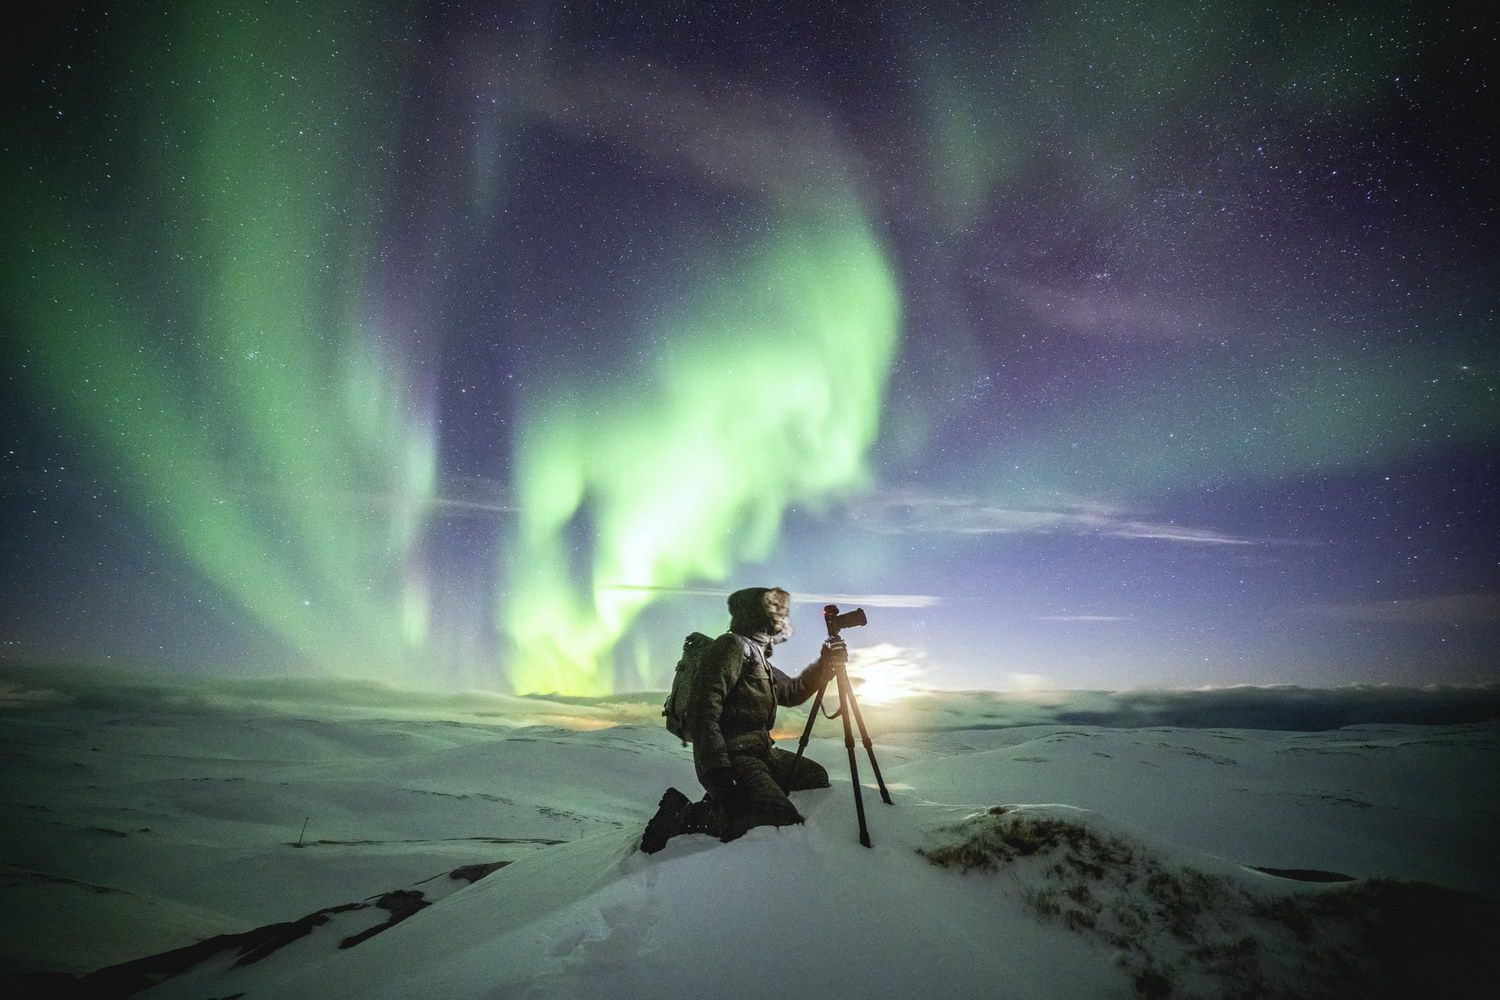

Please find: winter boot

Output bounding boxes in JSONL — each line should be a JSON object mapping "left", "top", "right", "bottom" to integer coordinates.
{"left": 640, "top": 787, "right": 691, "bottom": 853}
{"left": 680, "top": 798, "right": 721, "bottom": 837}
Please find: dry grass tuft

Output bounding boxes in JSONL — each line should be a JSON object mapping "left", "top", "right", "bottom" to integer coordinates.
{"left": 919, "top": 806, "right": 1500, "bottom": 999}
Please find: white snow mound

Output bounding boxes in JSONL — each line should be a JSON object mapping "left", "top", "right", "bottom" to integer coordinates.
{"left": 125, "top": 794, "right": 1496, "bottom": 1000}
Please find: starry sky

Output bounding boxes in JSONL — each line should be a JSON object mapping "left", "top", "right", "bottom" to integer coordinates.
{"left": 3, "top": 1, "right": 1496, "bottom": 696}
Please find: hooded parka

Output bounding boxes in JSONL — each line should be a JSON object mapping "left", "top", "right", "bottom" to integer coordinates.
{"left": 688, "top": 587, "right": 824, "bottom": 778}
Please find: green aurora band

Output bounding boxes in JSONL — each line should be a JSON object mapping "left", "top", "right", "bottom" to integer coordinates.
{"left": 505, "top": 201, "right": 900, "bottom": 696}
{"left": 3, "top": 4, "right": 433, "bottom": 677}
{"left": 5, "top": 4, "right": 903, "bottom": 695}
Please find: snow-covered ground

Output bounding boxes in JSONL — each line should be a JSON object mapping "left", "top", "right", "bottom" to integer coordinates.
{"left": 2, "top": 669, "right": 1497, "bottom": 998}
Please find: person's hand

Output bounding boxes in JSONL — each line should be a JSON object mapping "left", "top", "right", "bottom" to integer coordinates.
{"left": 819, "top": 637, "right": 848, "bottom": 672}
{"left": 703, "top": 767, "right": 737, "bottom": 803}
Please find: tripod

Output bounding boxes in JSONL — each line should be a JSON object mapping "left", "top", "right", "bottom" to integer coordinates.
{"left": 784, "top": 604, "right": 892, "bottom": 847}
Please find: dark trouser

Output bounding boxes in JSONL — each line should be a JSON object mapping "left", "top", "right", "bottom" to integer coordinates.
{"left": 712, "top": 746, "right": 830, "bottom": 842}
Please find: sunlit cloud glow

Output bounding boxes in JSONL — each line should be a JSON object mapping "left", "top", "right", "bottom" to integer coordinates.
{"left": 845, "top": 643, "right": 929, "bottom": 705}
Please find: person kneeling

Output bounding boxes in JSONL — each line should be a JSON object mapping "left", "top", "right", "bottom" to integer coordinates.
{"left": 642, "top": 587, "right": 844, "bottom": 853}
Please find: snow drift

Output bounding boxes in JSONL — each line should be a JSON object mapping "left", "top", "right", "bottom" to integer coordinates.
{"left": 2, "top": 679, "right": 1498, "bottom": 998}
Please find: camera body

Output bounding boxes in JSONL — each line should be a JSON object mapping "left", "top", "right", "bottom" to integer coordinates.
{"left": 823, "top": 604, "right": 867, "bottom": 636}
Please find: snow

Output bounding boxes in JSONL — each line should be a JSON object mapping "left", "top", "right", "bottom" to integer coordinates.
{"left": 2, "top": 675, "right": 1497, "bottom": 997}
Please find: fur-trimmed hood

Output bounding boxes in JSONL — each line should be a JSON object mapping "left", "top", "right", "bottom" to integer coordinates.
{"left": 727, "top": 586, "right": 793, "bottom": 643}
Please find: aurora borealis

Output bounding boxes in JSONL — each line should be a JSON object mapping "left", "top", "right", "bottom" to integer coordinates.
{"left": 3, "top": 1, "right": 1496, "bottom": 695}
{"left": 508, "top": 203, "right": 899, "bottom": 694}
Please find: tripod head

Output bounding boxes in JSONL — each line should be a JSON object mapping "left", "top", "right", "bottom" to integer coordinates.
{"left": 823, "top": 604, "right": 868, "bottom": 638}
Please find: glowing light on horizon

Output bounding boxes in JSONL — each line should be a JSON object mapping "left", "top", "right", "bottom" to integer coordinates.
{"left": 846, "top": 643, "right": 929, "bottom": 706}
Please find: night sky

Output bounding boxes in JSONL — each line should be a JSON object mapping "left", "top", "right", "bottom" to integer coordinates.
{"left": 3, "top": 1, "right": 1496, "bottom": 696}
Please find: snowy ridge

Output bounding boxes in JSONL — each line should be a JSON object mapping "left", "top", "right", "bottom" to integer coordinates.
{"left": 53, "top": 795, "right": 1500, "bottom": 1000}
{"left": 2, "top": 695, "right": 1498, "bottom": 998}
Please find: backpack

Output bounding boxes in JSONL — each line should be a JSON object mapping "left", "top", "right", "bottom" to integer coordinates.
{"left": 662, "top": 631, "right": 758, "bottom": 744}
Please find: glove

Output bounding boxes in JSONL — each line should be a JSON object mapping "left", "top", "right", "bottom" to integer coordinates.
{"left": 806, "top": 639, "right": 844, "bottom": 688}
{"left": 703, "top": 767, "right": 737, "bottom": 803}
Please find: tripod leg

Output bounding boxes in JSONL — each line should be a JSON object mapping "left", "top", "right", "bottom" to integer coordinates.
{"left": 843, "top": 682, "right": 893, "bottom": 805}
{"left": 834, "top": 664, "right": 872, "bottom": 848}
{"left": 781, "top": 677, "right": 830, "bottom": 793}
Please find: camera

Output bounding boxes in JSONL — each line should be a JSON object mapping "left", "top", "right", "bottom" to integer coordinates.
{"left": 823, "top": 605, "right": 867, "bottom": 635}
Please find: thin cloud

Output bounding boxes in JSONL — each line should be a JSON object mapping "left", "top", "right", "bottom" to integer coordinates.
{"left": 427, "top": 496, "right": 516, "bottom": 516}
{"left": 847, "top": 490, "right": 1256, "bottom": 546}
{"left": 1034, "top": 615, "right": 1136, "bottom": 623}
{"left": 797, "top": 591, "right": 942, "bottom": 609}
{"left": 428, "top": 476, "right": 516, "bottom": 516}
{"left": 1101, "top": 521, "right": 1253, "bottom": 545}
{"left": 1303, "top": 592, "right": 1500, "bottom": 626}
{"left": 602, "top": 584, "right": 941, "bottom": 608}
{"left": 140, "top": 473, "right": 520, "bottom": 518}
